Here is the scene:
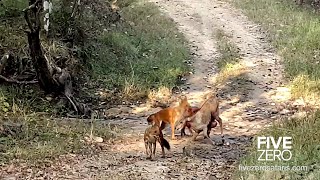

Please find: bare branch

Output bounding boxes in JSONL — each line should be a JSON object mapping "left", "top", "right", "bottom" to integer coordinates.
{"left": 24, "top": 9, "right": 33, "bottom": 32}
{"left": 0, "top": 75, "right": 38, "bottom": 84}
{"left": 65, "top": 95, "right": 78, "bottom": 113}
{"left": 35, "top": 3, "right": 42, "bottom": 31}
{"left": 23, "top": 0, "right": 42, "bottom": 12}
{"left": 23, "top": 0, "right": 42, "bottom": 32}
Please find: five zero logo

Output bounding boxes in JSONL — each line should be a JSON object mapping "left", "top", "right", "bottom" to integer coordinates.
{"left": 257, "top": 137, "right": 293, "bottom": 161}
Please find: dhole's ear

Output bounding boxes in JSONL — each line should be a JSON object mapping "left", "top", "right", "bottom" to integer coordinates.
{"left": 204, "top": 92, "right": 216, "bottom": 99}
{"left": 192, "top": 107, "right": 200, "bottom": 114}
{"left": 179, "top": 95, "right": 188, "bottom": 105}
{"left": 147, "top": 114, "right": 154, "bottom": 123}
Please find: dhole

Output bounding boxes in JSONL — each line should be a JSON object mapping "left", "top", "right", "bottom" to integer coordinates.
{"left": 180, "top": 106, "right": 220, "bottom": 137}
{"left": 147, "top": 96, "right": 195, "bottom": 140}
{"left": 175, "top": 93, "right": 223, "bottom": 145}
{"left": 144, "top": 124, "right": 170, "bottom": 159}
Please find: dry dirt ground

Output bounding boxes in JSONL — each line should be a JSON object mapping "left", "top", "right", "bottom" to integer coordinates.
{"left": 1, "top": 0, "right": 301, "bottom": 179}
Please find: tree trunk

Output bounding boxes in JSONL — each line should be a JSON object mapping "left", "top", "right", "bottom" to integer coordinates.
{"left": 27, "top": 30, "right": 61, "bottom": 93}
{"left": 23, "top": 0, "right": 89, "bottom": 115}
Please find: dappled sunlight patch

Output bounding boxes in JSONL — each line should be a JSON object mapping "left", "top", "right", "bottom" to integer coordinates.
{"left": 210, "top": 62, "right": 248, "bottom": 86}
{"left": 252, "top": 85, "right": 291, "bottom": 106}
{"left": 290, "top": 74, "right": 320, "bottom": 105}
{"left": 131, "top": 105, "right": 152, "bottom": 115}
{"left": 184, "top": 90, "right": 213, "bottom": 105}
{"left": 267, "top": 86, "right": 291, "bottom": 103}
{"left": 220, "top": 101, "right": 252, "bottom": 122}
{"left": 112, "top": 139, "right": 145, "bottom": 153}
{"left": 147, "top": 86, "right": 172, "bottom": 104}
{"left": 242, "top": 59, "right": 258, "bottom": 68}
{"left": 122, "top": 79, "right": 147, "bottom": 100}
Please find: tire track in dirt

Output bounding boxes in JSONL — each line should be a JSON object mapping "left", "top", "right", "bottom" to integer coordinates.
{"left": 150, "top": 0, "right": 290, "bottom": 135}
{"left": 1, "top": 0, "right": 295, "bottom": 179}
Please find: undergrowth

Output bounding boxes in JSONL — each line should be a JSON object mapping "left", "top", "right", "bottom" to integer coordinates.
{"left": 0, "top": 116, "right": 120, "bottom": 164}
{"left": 0, "top": 0, "right": 188, "bottom": 163}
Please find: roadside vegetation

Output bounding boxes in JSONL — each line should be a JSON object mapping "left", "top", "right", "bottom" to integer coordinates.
{"left": 227, "top": 0, "right": 320, "bottom": 179}
{"left": 0, "top": 0, "right": 189, "bottom": 164}
{"left": 89, "top": 0, "right": 189, "bottom": 99}
{"left": 232, "top": 0, "right": 320, "bottom": 101}
{"left": 235, "top": 111, "right": 320, "bottom": 179}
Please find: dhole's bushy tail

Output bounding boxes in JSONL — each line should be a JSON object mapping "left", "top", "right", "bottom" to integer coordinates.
{"left": 161, "top": 137, "right": 171, "bottom": 150}
{"left": 159, "top": 129, "right": 170, "bottom": 150}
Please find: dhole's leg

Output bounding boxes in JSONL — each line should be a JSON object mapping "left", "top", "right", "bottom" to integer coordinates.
{"left": 191, "top": 131, "right": 199, "bottom": 141}
{"left": 148, "top": 143, "right": 153, "bottom": 159}
{"left": 207, "top": 114, "right": 215, "bottom": 138}
{"left": 207, "top": 127, "right": 212, "bottom": 138}
{"left": 180, "top": 120, "right": 188, "bottom": 137}
{"left": 207, "top": 120, "right": 218, "bottom": 138}
{"left": 145, "top": 141, "right": 149, "bottom": 157}
{"left": 203, "top": 126, "right": 215, "bottom": 145}
{"left": 160, "top": 121, "right": 167, "bottom": 131}
{"left": 153, "top": 142, "right": 156, "bottom": 158}
{"left": 212, "top": 111, "right": 223, "bottom": 135}
{"left": 146, "top": 142, "right": 151, "bottom": 159}
{"left": 181, "top": 126, "right": 186, "bottom": 136}
{"left": 170, "top": 122, "right": 176, "bottom": 140}
{"left": 216, "top": 116, "right": 223, "bottom": 135}
{"left": 181, "top": 121, "right": 193, "bottom": 137}
{"left": 187, "top": 125, "right": 193, "bottom": 135}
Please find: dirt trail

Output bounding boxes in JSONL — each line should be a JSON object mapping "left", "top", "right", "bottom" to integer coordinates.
{"left": 1, "top": 0, "right": 295, "bottom": 179}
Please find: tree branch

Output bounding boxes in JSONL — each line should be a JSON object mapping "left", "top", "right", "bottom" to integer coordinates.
{"left": 23, "top": 0, "right": 42, "bottom": 32}
{"left": 0, "top": 75, "right": 38, "bottom": 84}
